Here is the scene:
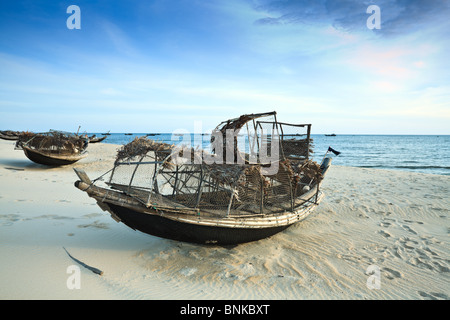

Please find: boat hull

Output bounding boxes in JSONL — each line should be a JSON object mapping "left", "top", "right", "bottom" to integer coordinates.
{"left": 106, "top": 202, "right": 290, "bottom": 245}
{"left": 88, "top": 136, "right": 107, "bottom": 143}
{"left": 74, "top": 173, "right": 324, "bottom": 245}
{"left": 0, "top": 134, "right": 19, "bottom": 141}
{"left": 74, "top": 147, "right": 330, "bottom": 245}
{"left": 23, "top": 147, "right": 86, "bottom": 166}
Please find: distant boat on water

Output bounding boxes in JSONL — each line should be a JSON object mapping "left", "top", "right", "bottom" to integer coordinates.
{"left": 88, "top": 135, "right": 107, "bottom": 143}
{"left": 325, "top": 134, "right": 336, "bottom": 136}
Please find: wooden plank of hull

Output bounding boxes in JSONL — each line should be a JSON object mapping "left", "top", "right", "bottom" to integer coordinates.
{"left": 23, "top": 146, "right": 86, "bottom": 166}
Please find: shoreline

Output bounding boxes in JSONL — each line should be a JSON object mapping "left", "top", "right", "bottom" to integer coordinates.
{"left": 0, "top": 139, "right": 449, "bottom": 300}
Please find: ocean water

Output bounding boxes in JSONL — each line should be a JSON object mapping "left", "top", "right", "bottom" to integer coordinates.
{"left": 90, "top": 133, "right": 450, "bottom": 176}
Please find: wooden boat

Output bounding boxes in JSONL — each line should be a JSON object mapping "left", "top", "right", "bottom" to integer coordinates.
{"left": 16, "top": 131, "right": 88, "bottom": 166}
{"left": 0, "top": 130, "right": 21, "bottom": 141}
{"left": 74, "top": 112, "right": 334, "bottom": 245}
{"left": 21, "top": 145, "right": 87, "bottom": 166}
{"left": 88, "top": 135, "right": 107, "bottom": 143}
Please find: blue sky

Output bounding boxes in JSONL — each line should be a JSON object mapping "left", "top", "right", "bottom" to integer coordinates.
{"left": 0, "top": 0, "right": 449, "bottom": 134}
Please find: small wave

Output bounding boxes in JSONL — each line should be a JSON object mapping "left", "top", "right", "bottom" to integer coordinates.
{"left": 357, "top": 165, "right": 450, "bottom": 175}
{"left": 360, "top": 165, "right": 450, "bottom": 170}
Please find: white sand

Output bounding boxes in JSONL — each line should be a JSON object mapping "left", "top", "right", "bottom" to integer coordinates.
{"left": 0, "top": 139, "right": 449, "bottom": 300}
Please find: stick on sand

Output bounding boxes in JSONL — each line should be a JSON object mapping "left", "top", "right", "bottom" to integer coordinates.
{"left": 63, "top": 247, "right": 103, "bottom": 276}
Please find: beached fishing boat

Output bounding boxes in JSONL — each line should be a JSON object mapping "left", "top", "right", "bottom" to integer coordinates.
{"left": 15, "top": 131, "right": 89, "bottom": 166}
{"left": 0, "top": 130, "right": 21, "bottom": 141}
{"left": 74, "top": 111, "right": 334, "bottom": 245}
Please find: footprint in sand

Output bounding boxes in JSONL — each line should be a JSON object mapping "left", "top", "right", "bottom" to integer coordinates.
{"left": 430, "top": 207, "right": 447, "bottom": 212}
{"left": 433, "top": 261, "right": 450, "bottom": 273}
{"left": 418, "top": 291, "right": 449, "bottom": 300}
{"left": 379, "top": 221, "right": 391, "bottom": 227}
{"left": 55, "top": 199, "right": 71, "bottom": 203}
{"left": 378, "top": 230, "right": 391, "bottom": 238}
{"left": 421, "top": 247, "right": 438, "bottom": 257}
{"left": 77, "top": 220, "right": 109, "bottom": 229}
{"left": 401, "top": 224, "right": 418, "bottom": 235}
{"left": 82, "top": 213, "right": 103, "bottom": 219}
{"left": 383, "top": 267, "right": 402, "bottom": 280}
{"left": 424, "top": 194, "right": 442, "bottom": 200}
{"left": 35, "top": 214, "right": 74, "bottom": 220}
{"left": 408, "top": 257, "right": 435, "bottom": 271}
{"left": 404, "top": 219, "right": 424, "bottom": 225}
{"left": 0, "top": 213, "right": 22, "bottom": 226}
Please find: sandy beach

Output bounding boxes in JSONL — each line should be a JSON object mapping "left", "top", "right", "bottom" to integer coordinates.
{"left": 0, "top": 138, "right": 448, "bottom": 300}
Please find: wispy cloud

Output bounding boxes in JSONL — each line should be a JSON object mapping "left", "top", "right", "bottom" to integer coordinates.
{"left": 252, "top": 0, "right": 450, "bottom": 35}
{"left": 98, "top": 20, "right": 140, "bottom": 58}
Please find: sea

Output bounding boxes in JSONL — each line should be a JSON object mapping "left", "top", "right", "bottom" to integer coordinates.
{"left": 89, "top": 133, "right": 450, "bottom": 176}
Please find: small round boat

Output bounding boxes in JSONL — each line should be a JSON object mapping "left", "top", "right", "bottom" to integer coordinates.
{"left": 16, "top": 131, "right": 88, "bottom": 166}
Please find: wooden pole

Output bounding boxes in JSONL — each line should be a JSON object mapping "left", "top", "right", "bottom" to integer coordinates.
{"left": 226, "top": 189, "right": 234, "bottom": 217}
{"left": 306, "top": 124, "right": 311, "bottom": 160}
{"left": 63, "top": 247, "right": 103, "bottom": 276}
